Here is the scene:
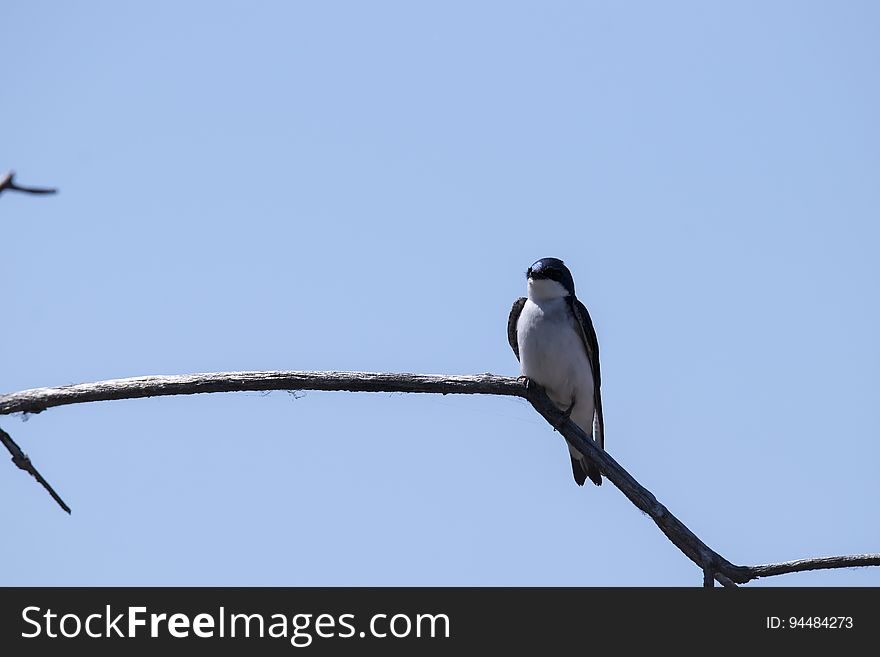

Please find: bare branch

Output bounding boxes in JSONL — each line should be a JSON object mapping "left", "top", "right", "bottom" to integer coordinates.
{"left": 0, "top": 170, "right": 58, "bottom": 196}
{"left": 0, "top": 371, "right": 523, "bottom": 416}
{"left": 747, "top": 555, "right": 880, "bottom": 579}
{"left": 0, "top": 426, "right": 70, "bottom": 514}
{"left": 0, "top": 369, "right": 876, "bottom": 584}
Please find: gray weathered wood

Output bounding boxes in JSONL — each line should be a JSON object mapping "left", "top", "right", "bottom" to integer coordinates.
{"left": 748, "top": 554, "right": 880, "bottom": 578}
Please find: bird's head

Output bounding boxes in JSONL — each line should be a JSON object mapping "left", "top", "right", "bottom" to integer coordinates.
{"left": 526, "top": 257, "right": 575, "bottom": 300}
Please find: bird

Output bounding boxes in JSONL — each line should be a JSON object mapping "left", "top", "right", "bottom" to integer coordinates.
{"left": 508, "top": 257, "right": 604, "bottom": 486}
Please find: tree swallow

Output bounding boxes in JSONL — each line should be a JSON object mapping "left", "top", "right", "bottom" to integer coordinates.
{"left": 508, "top": 257, "right": 605, "bottom": 486}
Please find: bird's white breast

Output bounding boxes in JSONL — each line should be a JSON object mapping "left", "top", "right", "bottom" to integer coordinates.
{"left": 517, "top": 297, "right": 596, "bottom": 434}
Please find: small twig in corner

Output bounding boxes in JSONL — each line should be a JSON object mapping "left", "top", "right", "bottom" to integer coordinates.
{"left": 0, "top": 170, "right": 58, "bottom": 196}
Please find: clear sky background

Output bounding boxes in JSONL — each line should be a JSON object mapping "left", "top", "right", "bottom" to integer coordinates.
{"left": 2, "top": 1, "right": 878, "bottom": 587}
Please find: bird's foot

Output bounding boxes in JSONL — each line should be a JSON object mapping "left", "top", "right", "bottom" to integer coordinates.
{"left": 519, "top": 376, "right": 549, "bottom": 398}
{"left": 552, "top": 399, "right": 576, "bottom": 432}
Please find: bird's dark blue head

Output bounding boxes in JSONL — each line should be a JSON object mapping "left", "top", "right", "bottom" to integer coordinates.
{"left": 526, "top": 257, "right": 575, "bottom": 297}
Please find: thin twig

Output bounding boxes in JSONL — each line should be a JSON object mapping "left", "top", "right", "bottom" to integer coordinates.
{"left": 715, "top": 572, "right": 737, "bottom": 588}
{"left": 0, "top": 170, "right": 57, "bottom": 196}
{"left": 0, "top": 426, "right": 70, "bottom": 514}
{"left": 703, "top": 566, "right": 715, "bottom": 587}
{"left": 747, "top": 555, "right": 880, "bottom": 579}
{"left": 0, "top": 369, "right": 877, "bottom": 583}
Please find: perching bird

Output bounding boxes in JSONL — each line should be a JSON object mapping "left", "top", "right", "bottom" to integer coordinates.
{"left": 508, "top": 257, "right": 604, "bottom": 486}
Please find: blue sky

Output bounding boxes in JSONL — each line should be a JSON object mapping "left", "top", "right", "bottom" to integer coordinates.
{"left": 2, "top": 1, "right": 878, "bottom": 586}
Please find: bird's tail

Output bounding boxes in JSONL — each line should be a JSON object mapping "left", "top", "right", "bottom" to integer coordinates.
{"left": 570, "top": 454, "right": 602, "bottom": 487}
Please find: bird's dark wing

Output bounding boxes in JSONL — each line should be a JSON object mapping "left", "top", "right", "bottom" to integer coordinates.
{"left": 571, "top": 297, "right": 604, "bottom": 450}
{"left": 507, "top": 297, "right": 527, "bottom": 361}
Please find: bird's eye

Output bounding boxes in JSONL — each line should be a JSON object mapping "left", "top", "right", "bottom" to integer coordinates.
{"left": 526, "top": 268, "right": 532, "bottom": 277}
